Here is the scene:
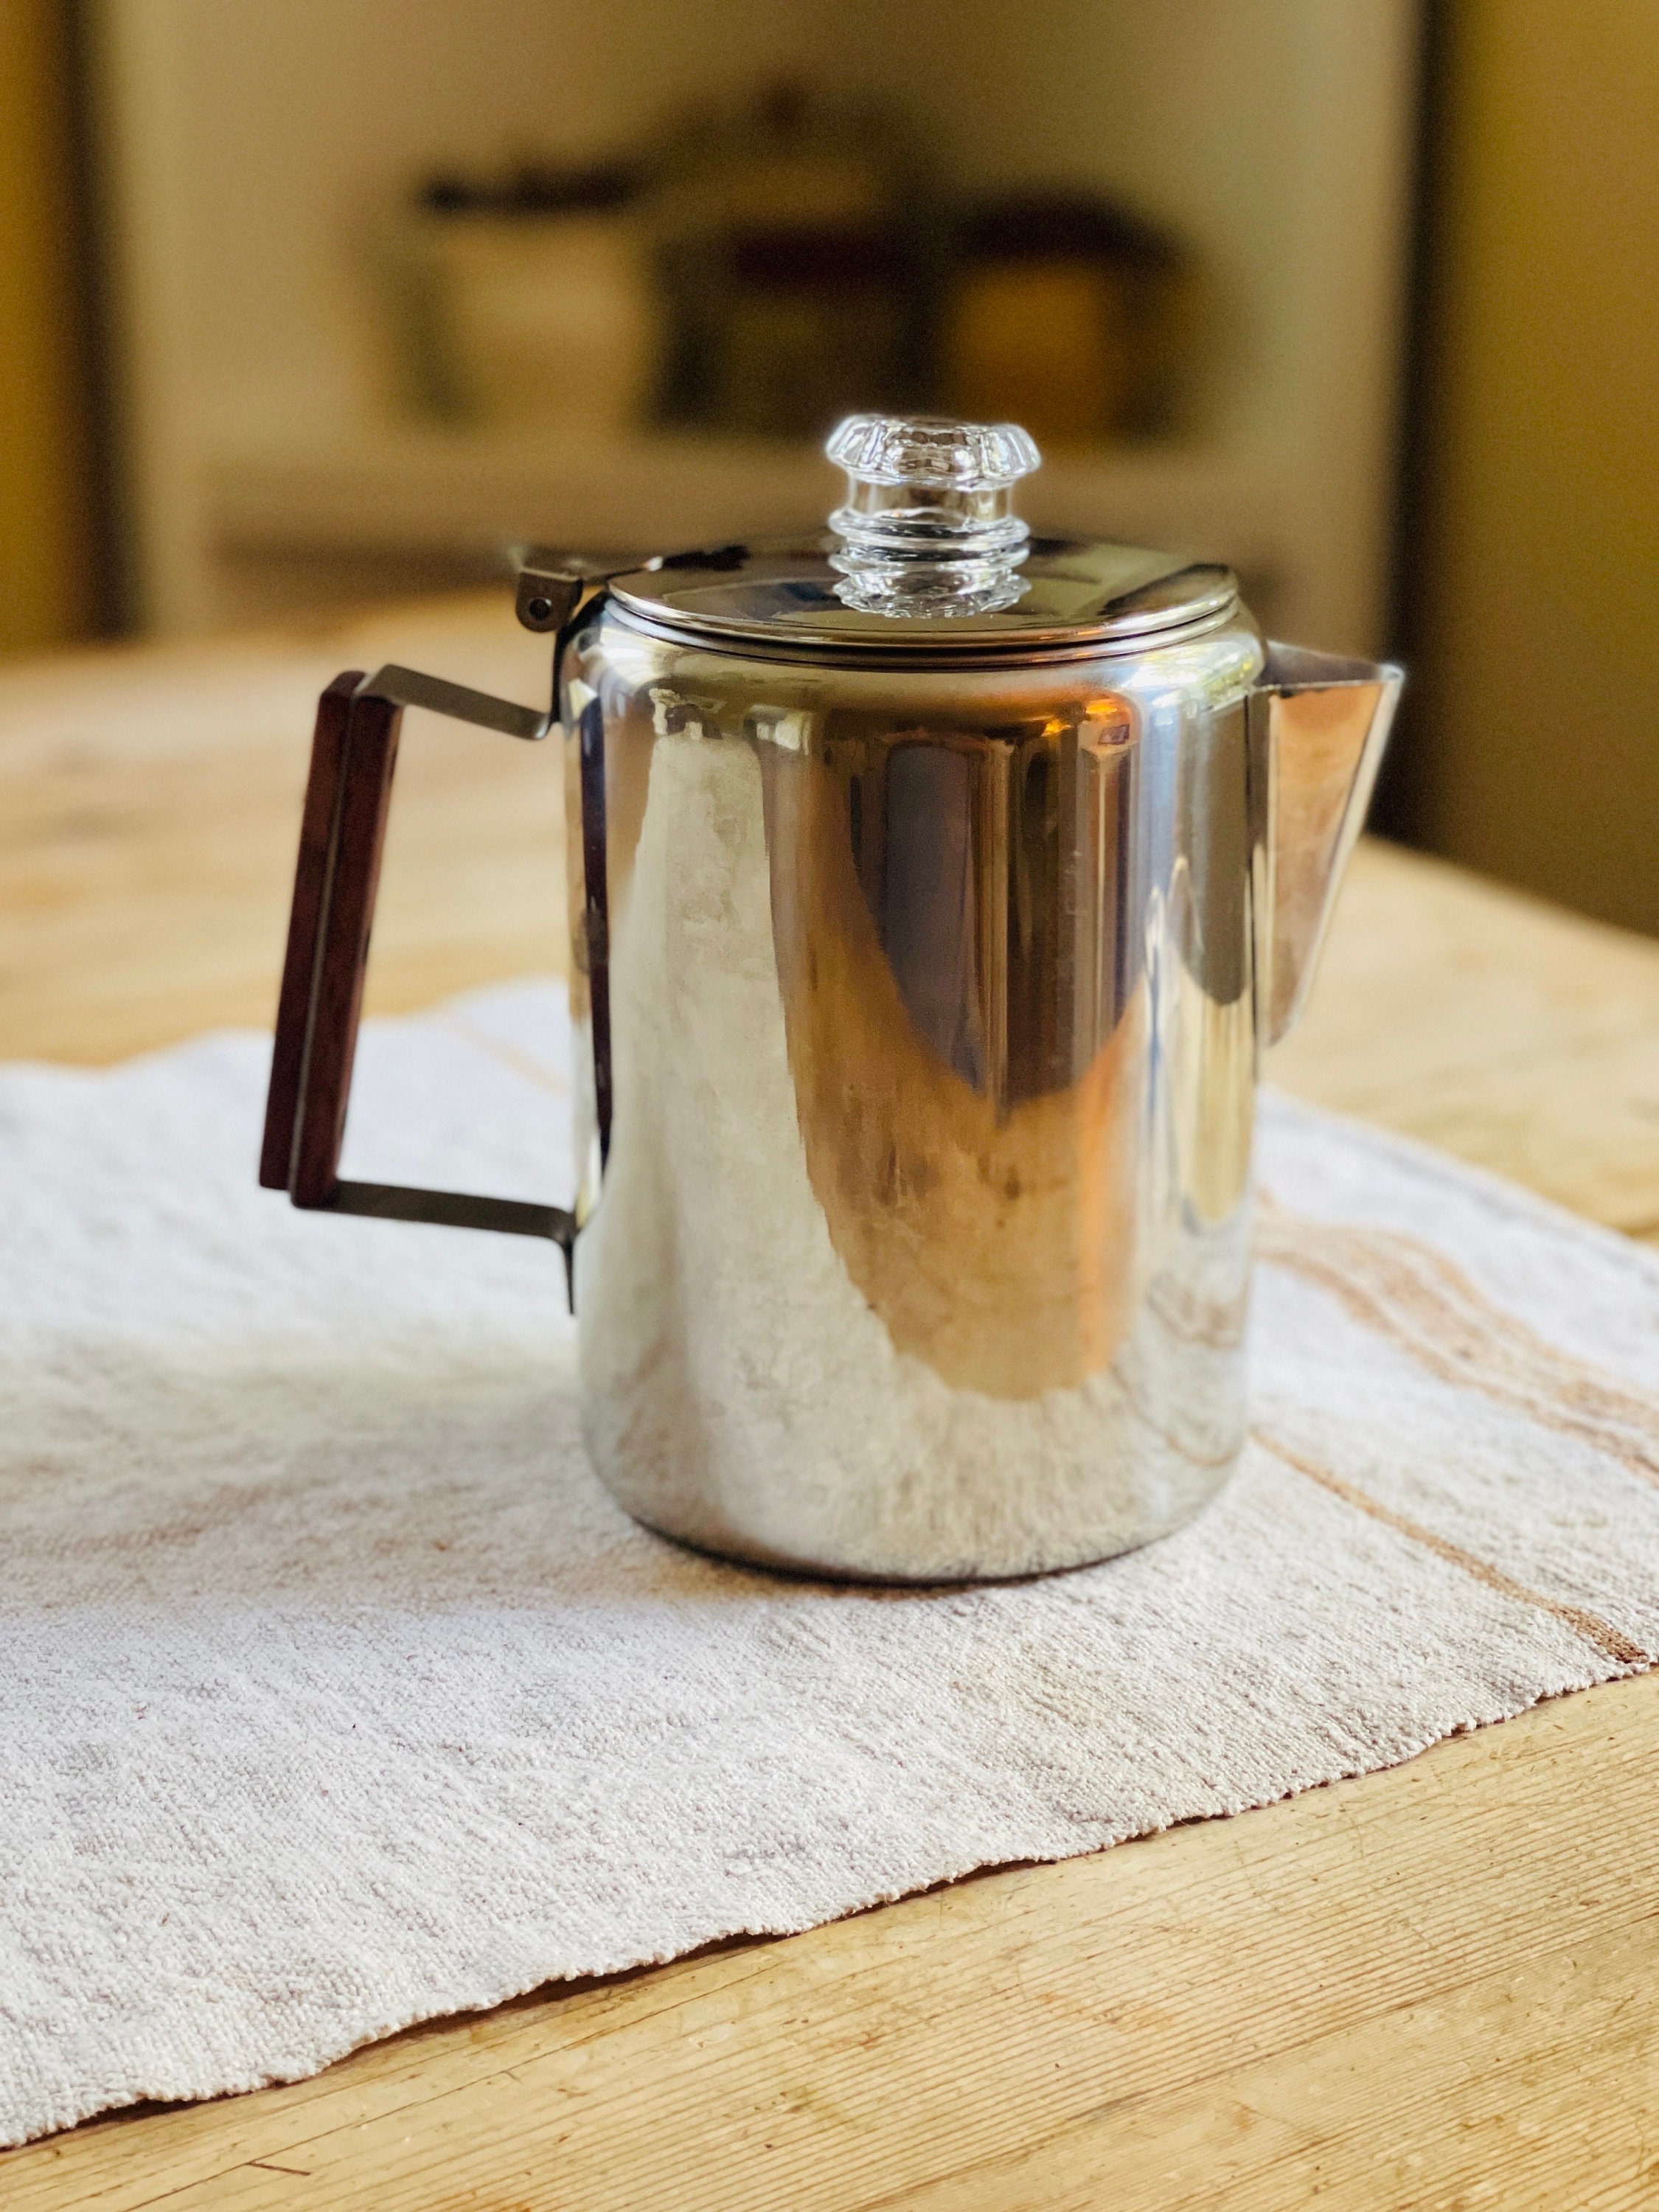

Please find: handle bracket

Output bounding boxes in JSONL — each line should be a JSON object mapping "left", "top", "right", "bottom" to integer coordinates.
{"left": 261, "top": 667, "right": 576, "bottom": 1301}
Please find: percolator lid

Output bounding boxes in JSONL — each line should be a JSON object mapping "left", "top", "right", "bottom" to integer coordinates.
{"left": 604, "top": 414, "right": 1237, "bottom": 663}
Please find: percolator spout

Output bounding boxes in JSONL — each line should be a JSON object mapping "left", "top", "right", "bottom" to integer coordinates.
{"left": 1248, "top": 644, "right": 1404, "bottom": 1041}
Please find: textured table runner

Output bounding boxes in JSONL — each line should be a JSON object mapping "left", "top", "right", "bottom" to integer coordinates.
{"left": 4, "top": 980, "right": 1658, "bottom": 2149}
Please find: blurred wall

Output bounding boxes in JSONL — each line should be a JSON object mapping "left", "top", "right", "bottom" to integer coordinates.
{"left": 93, "top": 0, "right": 1412, "bottom": 643}
{"left": 111, "top": 0, "right": 1336, "bottom": 442}
{"left": 0, "top": 0, "right": 102, "bottom": 653}
{"left": 1397, "top": 0, "right": 1659, "bottom": 934}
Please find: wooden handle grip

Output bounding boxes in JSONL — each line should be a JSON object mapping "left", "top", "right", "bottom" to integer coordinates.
{"left": 260, "top": 671, "right": 364, "bottom": 1193}
{"left": 261, "top": 676, "right": 401, "bottom": 1205}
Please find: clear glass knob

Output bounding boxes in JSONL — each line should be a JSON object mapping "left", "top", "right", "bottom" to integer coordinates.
{"left": 825, "top": 414, "right": 1041, "bottom": 616}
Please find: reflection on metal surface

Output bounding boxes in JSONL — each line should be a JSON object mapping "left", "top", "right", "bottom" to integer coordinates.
{"left": 564, "top": 608, "right": 1275, "bottom": 1579}
{"left": 1169, "top": 972, "right": 1256, "bottom": 1231}
{"left": 269, "top": 420, "right": 1398, "bottom": 1585}
{"left": 605, "top": 532, "right": 1241, "bottom": 661}
{"left": 1249, "top": 644, "right": 1405, "bottom": 1043}
{"left": 761, "top": 726, "right": 1144, "bottom": 1397}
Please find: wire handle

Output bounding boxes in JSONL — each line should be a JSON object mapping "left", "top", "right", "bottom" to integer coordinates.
{"left": 260, "top": 666, "right": 575, "bottom": 1288}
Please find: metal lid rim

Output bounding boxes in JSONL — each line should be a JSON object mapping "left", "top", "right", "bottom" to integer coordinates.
{"left": 599, "top": 591, "right": 1245, "bottom": 668}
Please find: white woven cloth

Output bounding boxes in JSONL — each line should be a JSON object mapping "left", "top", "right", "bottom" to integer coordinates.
{"left": 4, "top": 980, "right": 1658, "bottom": 2149}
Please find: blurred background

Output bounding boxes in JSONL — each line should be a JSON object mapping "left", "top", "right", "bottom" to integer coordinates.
{"left": 1, "top": 0, "right": 1655, "bottom": 932}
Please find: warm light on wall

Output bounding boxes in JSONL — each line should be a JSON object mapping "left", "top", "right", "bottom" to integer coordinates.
{"left": 1402, "top": 0, "right": 1659, "bottom": 935}
{"left": 0, "top": 0, "right": 102, "bottom": 655}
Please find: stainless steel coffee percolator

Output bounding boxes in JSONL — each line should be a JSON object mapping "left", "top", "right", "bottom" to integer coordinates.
{"left": 262, "top": 414, "right": 1400, "bottom": 1581}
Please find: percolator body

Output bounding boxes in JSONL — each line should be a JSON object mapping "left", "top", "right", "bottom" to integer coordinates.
{"left": 560, "top": 596, "right": 1269, "bottom": 1579}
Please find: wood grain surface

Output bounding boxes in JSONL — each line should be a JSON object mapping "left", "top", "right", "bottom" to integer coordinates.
{"left": 4, "top": 595, "right": 1659, "bottom": 2211}
{"left": 0, "top": 600, "right": 563, "bottom": 1065}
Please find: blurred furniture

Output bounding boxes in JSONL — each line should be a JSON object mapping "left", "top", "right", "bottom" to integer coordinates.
{"left": 1394, "top": 0, "right": 1659, "bottom": 936}
{"left": 86, "top": 0, "right": 1417, "bottom": 653}
{"left": 940, "top": 194, "right": 1191, "bottom": 444}
{"left": 5, "top": 599, "right": 1659, "bottom": 2205}
{"left": 391, "top": 179, "right": 659, "bottom": 435}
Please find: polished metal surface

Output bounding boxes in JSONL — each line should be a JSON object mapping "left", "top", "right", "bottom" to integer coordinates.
{"left": 535, "top": 416, "right": 1402, "bottom": 1580}
{"left": 605, "top": 539, "right": 1240, "bottom": 662}
{"left": 610, "top": 411, "right": 1241, "bottom": 661}
{"left": 273, "top": 414, "right": 1397, "bottom": 1583}
{"left": 514, "top": 552, "right": 621, "bottom": 637}
{"left": 1249, "top": 645, "right": 1404, "bottom": 1041}
{"left": 358, "top": 663, "right": 553, "bottom": 741}
{"left": 564, "top": 605, "right": 1259, "bottom": 1577}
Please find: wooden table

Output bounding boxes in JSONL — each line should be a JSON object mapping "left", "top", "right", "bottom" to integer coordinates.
{"left": 6, "top": 597, "right": 1659, "bottom": 2211}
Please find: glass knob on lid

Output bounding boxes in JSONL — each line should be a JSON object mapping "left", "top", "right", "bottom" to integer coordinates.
{"left": 825, "top": 413, "right": 1041, "bottom": 616}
